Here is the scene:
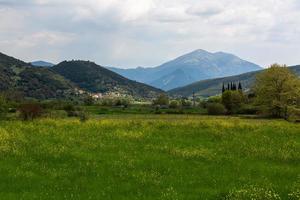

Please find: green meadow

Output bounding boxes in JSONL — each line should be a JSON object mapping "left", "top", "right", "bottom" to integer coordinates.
{"left": 0, "top": 115, "right": 299, "bottom": 199}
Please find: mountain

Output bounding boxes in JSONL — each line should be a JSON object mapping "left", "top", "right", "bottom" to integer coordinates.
{"left": 109, "top": 49, "right": 262, "bottom": 90}
{"left": 31, "top": 61, "right": 55, "bottom": 67}
{"left": 0, "top": 52, "right": 75, "bottom": 99}
{"left": 168, "top": 65, "right": 300, "bottom": 97}
{"left": 52, "top": 61, "right": 164, "bottom": 99}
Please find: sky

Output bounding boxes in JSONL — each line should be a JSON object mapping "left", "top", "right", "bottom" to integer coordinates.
{"left": 0, "top": 0, "right": 300, "bottom": 68}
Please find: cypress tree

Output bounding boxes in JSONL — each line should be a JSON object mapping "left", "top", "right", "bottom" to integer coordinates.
{"left": 238, "top": 82, "right": 242, "bottom": 90}
{"left": 222, "top": 83, "right": 225, "bottom": 93}
{"left": 227, "top": 83, "right": 230, "bottom": 90}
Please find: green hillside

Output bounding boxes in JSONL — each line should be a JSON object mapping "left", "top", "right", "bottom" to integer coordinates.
{"left": 0, "top": 52, "right": 76, "bottom": 99}
{"left": 52, "top": 61, "right": 164, "bottom": 99}
{"left": 169, "top": 65, "right": 300, "bottom": 97}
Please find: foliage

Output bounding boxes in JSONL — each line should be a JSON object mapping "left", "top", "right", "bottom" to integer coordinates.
{"left": 222, "top": 90, "right": 244, "bottom": 114}
{"left": 180, "top": 98, "right": 192, "bottom": 108}
{"left": 83, "top": 95, "right": 95, "bottom": 106}
{"left": 254, "top": 64, "right": 300, "bottom": 119}
{"left": 153, "top": 94, "right": 169, "bottom": 106}
{"left": 78, "top": 110, "right": 89, "bottom": 122}
{"left": 18, "top": 102, "right": 43, "bottom": 120}
{"left": 0, "top": 94, "right": 8, "bottom": 119}
{"left": 169, "top": 100, "right": 180, "bottom": 109}
{"left": 99, "top": 97, "right": 132, "bottom": 107}
{"left": 207, "top": 103, "right": 226, "bottom": 115}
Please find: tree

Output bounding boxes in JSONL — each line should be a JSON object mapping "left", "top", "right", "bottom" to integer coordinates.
{"left": 254, "top": 64, "right": 300, "bottom": 118}
{"left": 0, "top": 94, "right": 8, "bottom": 119}
{"left": 153, "top": 94, "right": 169, "bottom": 106}
{"left": 222, "top": 83, "right": 226, "bottom": 93}
{"left": 222, "top": 90, "right": 244, "bottom": 114}
{"left": 238, "top": 82, "right": 242, "bottom": 91}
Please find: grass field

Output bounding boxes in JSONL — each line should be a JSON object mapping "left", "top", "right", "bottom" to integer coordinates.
{"left": 0, "top": 115, "right": 299, "bottom": 199}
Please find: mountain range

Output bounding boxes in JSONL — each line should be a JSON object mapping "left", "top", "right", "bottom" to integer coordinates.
{"left": 31, "top": 61, "right": 55, "bottom": 67}
{"left": 168, "top": 65, "right": 300, "bottom": 97}
{"left": 0, "top": 52, "right": 163, "bottom": 99}
{"left": 109, "top": 49, "right": 262, "bottom": 90}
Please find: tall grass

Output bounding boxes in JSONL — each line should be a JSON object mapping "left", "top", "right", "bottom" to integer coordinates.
{"left": 0, "top": 115, "right": 299, "bottom": 199}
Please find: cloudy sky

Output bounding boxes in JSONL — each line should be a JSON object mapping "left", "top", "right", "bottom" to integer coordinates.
{"left": 0, "top": 0, "right": 300, "bottom": 68}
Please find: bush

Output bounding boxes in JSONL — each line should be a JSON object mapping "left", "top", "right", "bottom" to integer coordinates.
{"left": 169, "top": 100, "right": 180, "bottom": 109}
{"left": 236, "top": 104, "right": 259, "bottom": 115}
{"left": 181, "top": 99, "right": 192, "bottom": 108}
{"left": 18, "top": 103, "right": 43, "bottom": 120}
{"left": 0, "top": 95, "right": 8, "bottom": 119}
{"left": 153, "top": 94, "right": 169, "bottom": 106}
{"left": 207, "top": 103, "right": 226, "bottom": 115}
{"left": 287, "top": 107, "right": 300, "bottom": 122}
{"left": 83, "top": 95, "right": 94, "bottom": 106}
{"left": 78, "top": 111, "right": 89, "bottom": 122}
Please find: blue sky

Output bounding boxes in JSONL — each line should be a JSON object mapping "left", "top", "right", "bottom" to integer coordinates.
{"left": 0, "top": 0, "right": 300, "bottom": 68}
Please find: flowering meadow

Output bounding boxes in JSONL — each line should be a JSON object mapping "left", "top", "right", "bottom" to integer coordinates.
{"left": 0, "top": 115, "right": 299, "bottom": 199}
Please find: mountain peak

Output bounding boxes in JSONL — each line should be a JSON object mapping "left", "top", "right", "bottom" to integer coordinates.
{"left": 109, "top": 49, "right": 262, "bottom": 90}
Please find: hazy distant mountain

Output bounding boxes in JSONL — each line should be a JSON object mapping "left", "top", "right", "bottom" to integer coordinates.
{"left": 31, "top": 61, "right": 55, "bottom": 67}
{"left": 52, "top": 61, "right": 164, "bottom": 99}
{"left": 109, "top": 49, "right": 262, "bottom": 90}
{"left": 168, "top": 65, "right": 300, "bottom": 97}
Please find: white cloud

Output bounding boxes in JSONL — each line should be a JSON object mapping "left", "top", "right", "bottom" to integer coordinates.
{"left": 0, "top": 0, "right": 300, "bottom": 67}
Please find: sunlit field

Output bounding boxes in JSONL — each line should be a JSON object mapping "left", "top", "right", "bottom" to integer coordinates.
{"left": 0, "top": 115, "right": 299, "bottom": 199}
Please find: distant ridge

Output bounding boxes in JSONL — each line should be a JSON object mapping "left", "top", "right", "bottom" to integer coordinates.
{"left": 168, "top": 65, "right": 300, "bottom": 97}
{"left": 31, "top": 61, "right": 55, "bottom": 67}
{"left": 109, "top": 49, "right": 262, "bottom": 90}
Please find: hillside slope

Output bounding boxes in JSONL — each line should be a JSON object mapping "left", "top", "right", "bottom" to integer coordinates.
{"left": 110, "top": 49, "right": 262, "bottom": 90}
{"left": 52, "top": 61, "right": 164, "bottom": 99}
{"left": 0, "top": 52, "right": 75, "bottom": 99}
{"left": 169, "top": 65, "right": 300, "bottom": 97}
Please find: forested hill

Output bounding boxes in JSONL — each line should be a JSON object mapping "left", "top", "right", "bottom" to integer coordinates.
{"left": 168, "top": 65, "right": 300, "bottom": 97}
{"left": 51, "top": 61, "right": 164, "bottom": 99}
{"left": 0, "top": 52, "right": 75, "bottom": 99}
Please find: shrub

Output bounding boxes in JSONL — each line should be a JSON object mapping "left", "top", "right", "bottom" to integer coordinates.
{"left": 287, "top": 106, "right": 300, "bottom": 122}
{"left": 100, "top": 98, "right": 115, "bottom": 106}
{"left": 153, "top": 94, "right": 169, "bottom": 106}
{"left": 207, "top": 96, "right": 222, "bottom": 103}
{"left": 169, "top": 100, "right": 180, "bottom": 109}
{"left": 83, "top": 95, "right": 94, "bottom": 106}
{"left": 181, "top": 98, "right": 192, "bottom": 108}
{"left": 78, "top": 111, "right": 89, "bottom": 122}
{"left": 207, "top": 103, "right": 226, "bottom": 115}
{"left": 0, "top": 94, "right": 8, "bottom": 119}
{"left": 115, "top": 98, "right": 132, "bottom": 108}
{"left": 236, "top": 104, "right": 259, "bottom": 115}
{"left": 18, "top": 103, "right": 43, "bottom": 120}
